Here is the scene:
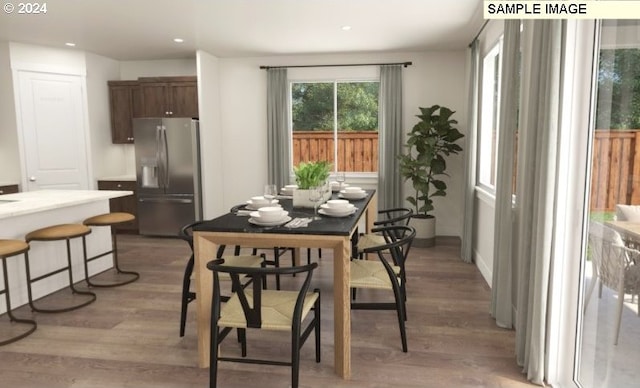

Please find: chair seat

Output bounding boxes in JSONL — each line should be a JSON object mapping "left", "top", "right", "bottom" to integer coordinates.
{"left": 357, "top": 234, "right": 387, "bottom": 251}
{"left": 220, "top": 290, "right": 319, "bottom": 331}
{"left": 84, "top": 212, "right": 135, "bottom": 226}
{"left": 0, "top": 239, "right": 29, "bottom": 257}
{"left": 350, "top": 260, "right": 401, "bottom": 290}
{"left": 26, "top": 224, "right": 91, "bottom": 241}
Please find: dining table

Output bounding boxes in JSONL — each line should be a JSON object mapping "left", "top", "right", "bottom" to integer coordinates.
{"left": 192, "top": 189, "right": 377, "bottom": 379}
{"left": 605, "top": 220, "right": 640, "bottom": 249}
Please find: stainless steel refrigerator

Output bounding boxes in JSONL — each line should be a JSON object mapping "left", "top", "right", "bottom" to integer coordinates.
{"left": 133, "top": 118, "right": 202, "bottom": 236}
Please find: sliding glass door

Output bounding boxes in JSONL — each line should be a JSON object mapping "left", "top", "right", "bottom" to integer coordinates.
{"left": 578, "top": 19, "right": 640, "bottom": 388}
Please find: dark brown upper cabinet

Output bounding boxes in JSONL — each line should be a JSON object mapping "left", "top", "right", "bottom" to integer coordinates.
{"left": 138, "top": 76, "right": 199, "bottom": 118}
{"left": 108, "top": 80, "right": 142, "bottom": 144}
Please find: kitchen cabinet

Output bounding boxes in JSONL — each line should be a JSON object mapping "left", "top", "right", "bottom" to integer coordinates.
{"left": 0, "top": 184, "right": 19, "bottom": 195}
{"left": 138, "top": 76, "right": 198, "bottom": 118}
{"left": 97, "top": 180, "right": 138, "bottom": 233}
{"left": 108, "top": 81, "right": 142, "bottom": 144}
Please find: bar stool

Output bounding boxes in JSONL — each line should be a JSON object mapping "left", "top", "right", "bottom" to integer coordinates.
{"left": 25, "top": 224, "right": 97, "bottom": 313}
{"left": 83, "top": 212, "right": 139, "bottom": 287}
{"left": 0, "top": 239, "right": 37, "bottom": 345}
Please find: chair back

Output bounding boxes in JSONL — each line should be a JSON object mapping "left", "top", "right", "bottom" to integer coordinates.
{"left": 375, "top": 208, "right": 413, "bottom": 227}
{"left": 588, "top": 221, "right": 628, "bottom": 291}
{"left": 361, "top": 225, "right": 416, "bottom": 276}
{"left": 180, "top": 221, "right": 228, "bottom": 258}
{"left": 207, "top": 259, "right": 318, "bottom": 329}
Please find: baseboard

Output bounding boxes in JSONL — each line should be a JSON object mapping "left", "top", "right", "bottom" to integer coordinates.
{"left": 474, "top": 249, "right": 492, "bottom": 286}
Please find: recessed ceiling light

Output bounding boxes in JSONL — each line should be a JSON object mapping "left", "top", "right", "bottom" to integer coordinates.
{"left": 341, "top": 25, "right": 352, "bottom": 31}
{"left": 173, "top": 38, "right": 184, "bottom": 43}
{"left": 65, "top": 42, "right": 76, "bottom": 47}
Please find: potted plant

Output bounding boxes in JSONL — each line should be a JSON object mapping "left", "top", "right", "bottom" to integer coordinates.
{"left": 398, "top": 105, "right": 464, "bottom": 247}
{"left": 292, "top": 160, "right": 332, "bottom": 207}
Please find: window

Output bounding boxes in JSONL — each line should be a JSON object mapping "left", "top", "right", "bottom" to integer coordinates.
{"left": 478, "top": 41, "right": 502, "bottom": 189}
{"left": 290, "top": 81, "right": 379, "bottom": 173}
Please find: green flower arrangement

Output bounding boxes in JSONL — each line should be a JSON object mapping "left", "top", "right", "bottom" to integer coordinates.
{"left": 293, "top": 161, "right": 332, "bottom": 189}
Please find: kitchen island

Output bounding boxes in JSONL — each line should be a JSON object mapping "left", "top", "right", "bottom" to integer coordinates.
{"left": 0, "top": 190, "right": 133, "bottom": 314}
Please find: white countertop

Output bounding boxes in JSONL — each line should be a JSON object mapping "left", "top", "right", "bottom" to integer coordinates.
{"left": 99, "top": 175, "right": 136, "bottom": 181}
{"left": 0, "top": 189, "right": 133, "bottom": 220}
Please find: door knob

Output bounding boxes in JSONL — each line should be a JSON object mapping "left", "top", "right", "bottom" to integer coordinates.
{"left": 29, "top": 176, "right": 36, "bottom": 182}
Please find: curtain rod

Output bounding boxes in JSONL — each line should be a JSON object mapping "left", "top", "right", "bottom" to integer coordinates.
{"left": 260, "top": 61, "right": 412, "bottom": 70}
{"left": 468, "top": 20, "right": 490, "bottom": 47}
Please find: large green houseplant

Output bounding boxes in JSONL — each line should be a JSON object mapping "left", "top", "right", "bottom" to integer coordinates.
{"left": 398, "top": 105, "right": 464, "bottom": 246}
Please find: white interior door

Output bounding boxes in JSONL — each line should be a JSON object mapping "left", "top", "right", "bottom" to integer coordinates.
{"left": 16, "top": 70, "right": 89, "bottom": 190}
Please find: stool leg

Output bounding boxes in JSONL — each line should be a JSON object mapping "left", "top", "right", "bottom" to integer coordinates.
{"left": 0, "top": 257, "right": 37, "bottom": 345}
{"left": 84, "top": 227, "right": 139, "bottom": 288}
{"left": 26, "top": 238, "right": 96, "bottom": 313}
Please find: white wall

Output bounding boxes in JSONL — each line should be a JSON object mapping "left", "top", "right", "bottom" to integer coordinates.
{"left": 119, "top": 58, "right": 196, "bottom": 80}
{"left": 196, "top": 50, "right": 225, "bottom": 218}
{"left": 85, "top": 52, "right": 131, "bottom": 184}
{"left": 0, "top": 42, "right": 20, "bottom": 185}
{"left": 214, "top": 51, "right": 468, "bottom": 236}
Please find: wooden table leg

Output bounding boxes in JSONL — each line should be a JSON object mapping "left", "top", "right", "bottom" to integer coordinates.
{"left": 194, "top": 233, "right": 218, "bottom": 368}
{"left": 333, "top": 237, "right": 351, "bottom": 378}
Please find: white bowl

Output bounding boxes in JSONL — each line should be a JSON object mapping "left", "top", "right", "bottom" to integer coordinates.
{"left": 257, "top": 206, "right": 285, "bottom": 222}
{"left": 344, "top": 186, "right": 363, "bottom": 193}
{"left": 284, "top": 184, "right": 298, "bottom": 190}
{"left": 321, "top": 203, "right": 354, "bottom": 214}
{"left": 251, "top": 195, "right": 270, "bottom": 206}
{"left": 326, "top": 199, "right": 350, "bottom": 208}
{"left": 340, "top": 190, "right": 366, "bottom": 199}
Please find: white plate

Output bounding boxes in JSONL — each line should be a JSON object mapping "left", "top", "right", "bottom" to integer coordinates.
{"left": 339, "top": 190, "right": 367, "bottom": 200}
{"left": 245, "top": 199, "right": 280, "bottom": 210}
{"left": 248, "top": 215, "right": 292, "bottom": 226}
{"left": 319, "top": 208, "right": 356, "bottom": 217}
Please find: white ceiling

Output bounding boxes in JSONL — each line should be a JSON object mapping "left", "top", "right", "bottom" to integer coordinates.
{"left": 0, "top": 0, "right": 483, "bottom": 60}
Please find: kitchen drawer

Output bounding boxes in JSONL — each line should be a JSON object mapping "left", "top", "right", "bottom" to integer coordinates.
{"left": 97, "top": 180, "right": 138, "bottom": 233}
{"left": 0, "top": 184, "right": 19, "bottom": 195}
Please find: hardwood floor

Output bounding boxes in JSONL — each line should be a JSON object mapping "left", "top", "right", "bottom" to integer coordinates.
{"left": 0, "top": 235, "right": 535, "bottom": 388}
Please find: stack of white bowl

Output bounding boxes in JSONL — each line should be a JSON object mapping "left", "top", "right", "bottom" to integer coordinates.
{"left": 330, "top": 181, "right": 349, "bottom": 192}
{"left": 249, "top": 206, "right": 290, "bottom": 225}
{"left": 319, "top": 199, "right": 356, "bottom": 217}
{"left": 339, "top": 186, "right": 367, "bottom": 200}
{"left": 246, "top": 196, "right": 280, "bottom": 210}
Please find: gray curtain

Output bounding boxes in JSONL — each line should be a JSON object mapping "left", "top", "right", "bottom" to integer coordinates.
{"left": 267, "top": 68, "right": 290, "bottom": 188}
{"left": 514, "top": 19, "right": 563, "bottom": 385}
{"left": 491, "top": 20, "right": 521, "bottom": 329}
{"left": 461, "top": 40, "right": 480, "bottom": 264}
{"left": 378, "top": 65, "right": 403, "bottom": 210}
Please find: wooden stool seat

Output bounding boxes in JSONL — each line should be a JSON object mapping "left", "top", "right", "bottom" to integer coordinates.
{"left": 0, "top": 239, "right": 37, "bottom": 345}
{"left": 23, "top": 224, "right": 96, "bottom": 313}
{"left": 0, "top": 239, "right": 29, "bottom": 257}
{"left": 83, "top": 212, "right": 135, "bottom": 227}
{"left": 82, "top": 212, "right": 139, "bottom": 287}
{"left": 26, "top": 224, "right": 91, "bottom": 242}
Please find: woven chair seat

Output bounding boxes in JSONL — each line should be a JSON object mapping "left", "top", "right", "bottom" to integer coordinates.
{"left": 357, "top": 234, "right": 387, "bottom": 251}
{"left": 217, "top": 255, "right": 263, "bottom": 281}
{"left": 26, "top": 224, "right": 91, "bottom": 241}
{"left": 84, "top": 212, "right": 135, "bottom": 226}
{"left": 350, "top": 260, "right": 401, "bottom": 290}
{"left": 220, "top": 290, "right": 319, "bottom": 331}
{"left": 0, "top": 239, "right": 29, "bottom": 257}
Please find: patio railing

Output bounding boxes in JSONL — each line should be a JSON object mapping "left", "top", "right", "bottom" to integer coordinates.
{"left": 292, "top": 131, "right": 378, "bottom": 172}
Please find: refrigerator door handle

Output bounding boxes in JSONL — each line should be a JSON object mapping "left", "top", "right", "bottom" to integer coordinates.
{"left": 155, "top": 125, "right": 164, "bottom": 188}
{"left": 162, "top": 126, "right": 170, "bottom": 188}
{"left": 139, "top": 197, "right": 194, "bottom": 204}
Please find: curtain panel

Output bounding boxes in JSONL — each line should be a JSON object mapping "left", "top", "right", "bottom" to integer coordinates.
{"left": 461, "top": 40, "right": 480, "bottom": 264}
{"left": 491, "top": 20, "right": 521, "bottom": 329}
{"left": 378, "top": 65, "right": 404, "bottom": 210}
{"left": 266, "top": 68, "right": 290, "bottom": 189}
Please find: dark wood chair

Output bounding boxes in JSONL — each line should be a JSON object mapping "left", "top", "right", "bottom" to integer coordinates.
{"left": 207, "top": 259, "right": 321, "bottom": 388}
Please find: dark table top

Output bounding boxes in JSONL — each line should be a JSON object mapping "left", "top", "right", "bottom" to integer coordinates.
{"left": 193, "top": 190, "right": 375, "bottom": 236}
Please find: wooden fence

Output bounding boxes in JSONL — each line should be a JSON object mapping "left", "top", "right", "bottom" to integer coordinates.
{"left": 292, "top": 131, "right": 378, "bottom": 172}
{"left": 591, "top": 130, "right": 640, "bottom": 211}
